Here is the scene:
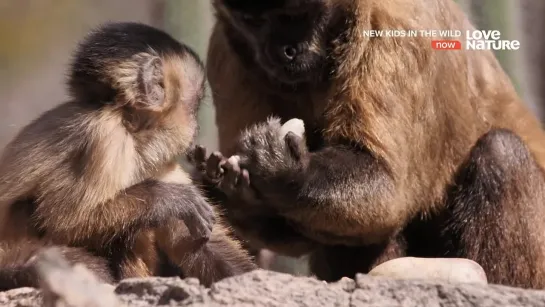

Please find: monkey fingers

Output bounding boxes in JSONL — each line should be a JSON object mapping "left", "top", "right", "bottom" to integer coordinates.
{"left": 218, "top": 156, "right": 262, "bottom": 205}
{"left": 184, "top": 198, "right": 215, "bottom": 242}
{"left": 156, "top": 184, "right": 216, "bottom": 241}
{"left": 236, "top": 124, "right": 308, "bottom": 190}
{"left": 225, "top": 155, "right": 241, "bottom": 182}
{"left": 186, "top": 198, "right": 216, "bottom": 240}
{"left": 188, "top": 145, "right": 227, "bottom": 186}
{"left": 219, "top": 155, "right": 242, "bottom": 193}
{"left": 284, "top": 132, "right": 309, "bottom": 162}
{"left": 206, "top": 152, "right": 226, "bottom": 183}
{"left": 188, "top": 145, "right": 208, "bottom": 171}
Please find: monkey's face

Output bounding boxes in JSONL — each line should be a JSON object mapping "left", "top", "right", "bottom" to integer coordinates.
{"left": 217, "top": 0, "right": 333, "bottom": 85}
{"left": 107, "top": 51, "right": 205, "bottom": 155}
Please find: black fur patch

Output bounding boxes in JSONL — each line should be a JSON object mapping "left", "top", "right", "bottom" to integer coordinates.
{"left": 221, "top": 0, "right": 323, "bottom": 13}
{"left": 68, "top": 22, "right": 202, "bottom": 107}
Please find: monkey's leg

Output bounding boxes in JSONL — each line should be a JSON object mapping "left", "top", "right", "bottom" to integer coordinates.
{"left": 442, "top": 129, "right": 545, "bottom": 289}
{"left": 113, "top": 230, "right": 160, "bottom": 280}
{"left": 153, "top": 162, "right": 256, "bottom": 284}
{"left": 156, "top": 220, "right": 257, "bottom": 287}
{"left": 111, "top": 164, "right": 216, "bottom": 280}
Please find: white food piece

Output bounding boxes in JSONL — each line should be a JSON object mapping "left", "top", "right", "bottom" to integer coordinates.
{"left": 227, "top": 155, "right": 241, "bottom": 168}
{"left": 279, "top": 118, "right": 305, "bottom": 138}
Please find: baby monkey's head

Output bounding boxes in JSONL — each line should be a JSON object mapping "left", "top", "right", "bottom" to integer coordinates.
{"left": 214, "top": 0, "right": 339, "bottom": 86}
{"left": 68, "top": 22, "right": 205, "bottom": 140}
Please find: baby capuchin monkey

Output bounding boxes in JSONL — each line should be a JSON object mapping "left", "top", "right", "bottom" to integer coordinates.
{"left": 0, "top": 22, "right": 255, "bottom": 290}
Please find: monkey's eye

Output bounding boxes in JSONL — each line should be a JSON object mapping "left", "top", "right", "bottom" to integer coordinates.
{"left": 240, "top": 14, "right": 265, "bottom": 27}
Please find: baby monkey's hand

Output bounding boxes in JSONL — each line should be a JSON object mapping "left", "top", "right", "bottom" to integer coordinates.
{"left": 190, "top": 146, "right": 259, "bottom": 205}
{"left": 189, "top": 118, "right": 306, "bottom": 207}
{"left": 148, "top": 181, "right": 215, "bottom": 241}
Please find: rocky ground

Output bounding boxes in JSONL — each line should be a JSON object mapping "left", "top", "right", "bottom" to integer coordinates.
{"left": 2, "top": 249, "right": 545, "bottom": 307}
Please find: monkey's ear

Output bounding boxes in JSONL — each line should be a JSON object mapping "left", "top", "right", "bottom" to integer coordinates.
{"left": 137, "top": 56, "right": 165, "bottom": 111}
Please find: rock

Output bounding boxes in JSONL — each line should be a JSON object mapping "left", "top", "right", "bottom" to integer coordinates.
{"left": 0, "top": 287, "right": 41, "bottom": 307}
{"left": 206, "top": 270, "right": 352, "bottom": 307}
{"left": 34, "top": 247, "right": 120, "bottom": 307}
{"left": 115, "top": 277, "right": 207, "bottom": 306}
{"left": 279, "top": 118, "right": 305, "bottom": 138}
{"left": 2, "top": 266, "right": 545, "bottom": 306}
{"left": 352, "top": 274, "right": 545, "bottom": 307}
{"left": 368, "top": 257, "right": 488, "bottom": 285}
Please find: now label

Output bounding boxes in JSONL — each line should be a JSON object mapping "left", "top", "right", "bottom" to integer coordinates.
{"left": 431, "top": 40, "right": 462, "bottom": 50}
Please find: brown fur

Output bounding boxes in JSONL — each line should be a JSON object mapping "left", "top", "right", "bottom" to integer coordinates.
{"left": 201, "top": 0, "right": 545, "bottom": 288}
{"left": 0, "top": 22, "right": 255, "bottom": 290}
{"left": 157, "top": 220, "right": 257, "bottom": 287}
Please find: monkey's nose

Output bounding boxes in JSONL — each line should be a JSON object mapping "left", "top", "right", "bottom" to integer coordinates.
{"left": 282, "top": 45, "right": 297, "bottom": 61}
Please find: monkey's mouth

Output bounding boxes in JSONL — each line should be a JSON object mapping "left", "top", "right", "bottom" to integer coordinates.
{"left": 263, "top": 62, "right": 318, "bottom": 85}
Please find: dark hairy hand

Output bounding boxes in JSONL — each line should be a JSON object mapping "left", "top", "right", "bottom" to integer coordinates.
{"left": 236, "top": 118, "right": 309, "bottom": 188}
{"left": 190, "top": 118, "right": 309, "bottom": 207}
{"left": 148, "top": 181, "right": 215, "bottom": 241}
{"left": 190, "top": 145, "right": 259, "bottom": 205}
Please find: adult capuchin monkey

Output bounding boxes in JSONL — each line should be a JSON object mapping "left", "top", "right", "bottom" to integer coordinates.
{"left": 192, "top": 0, "right": 545, "bottom": 289}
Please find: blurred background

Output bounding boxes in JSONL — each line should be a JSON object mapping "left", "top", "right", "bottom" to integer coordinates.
{"left": 0, "top": 0, "right": 543, "bottom": 275}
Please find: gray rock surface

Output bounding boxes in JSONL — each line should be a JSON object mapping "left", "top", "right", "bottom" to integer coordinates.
{"left": 0, "top": 287, "right": 42, "bottom": 307}
{"left": 35, "top": 248, "right": 120, "bottom": 307}
{"left": 2, "top": 269, "right": 545, "bottom": 306}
